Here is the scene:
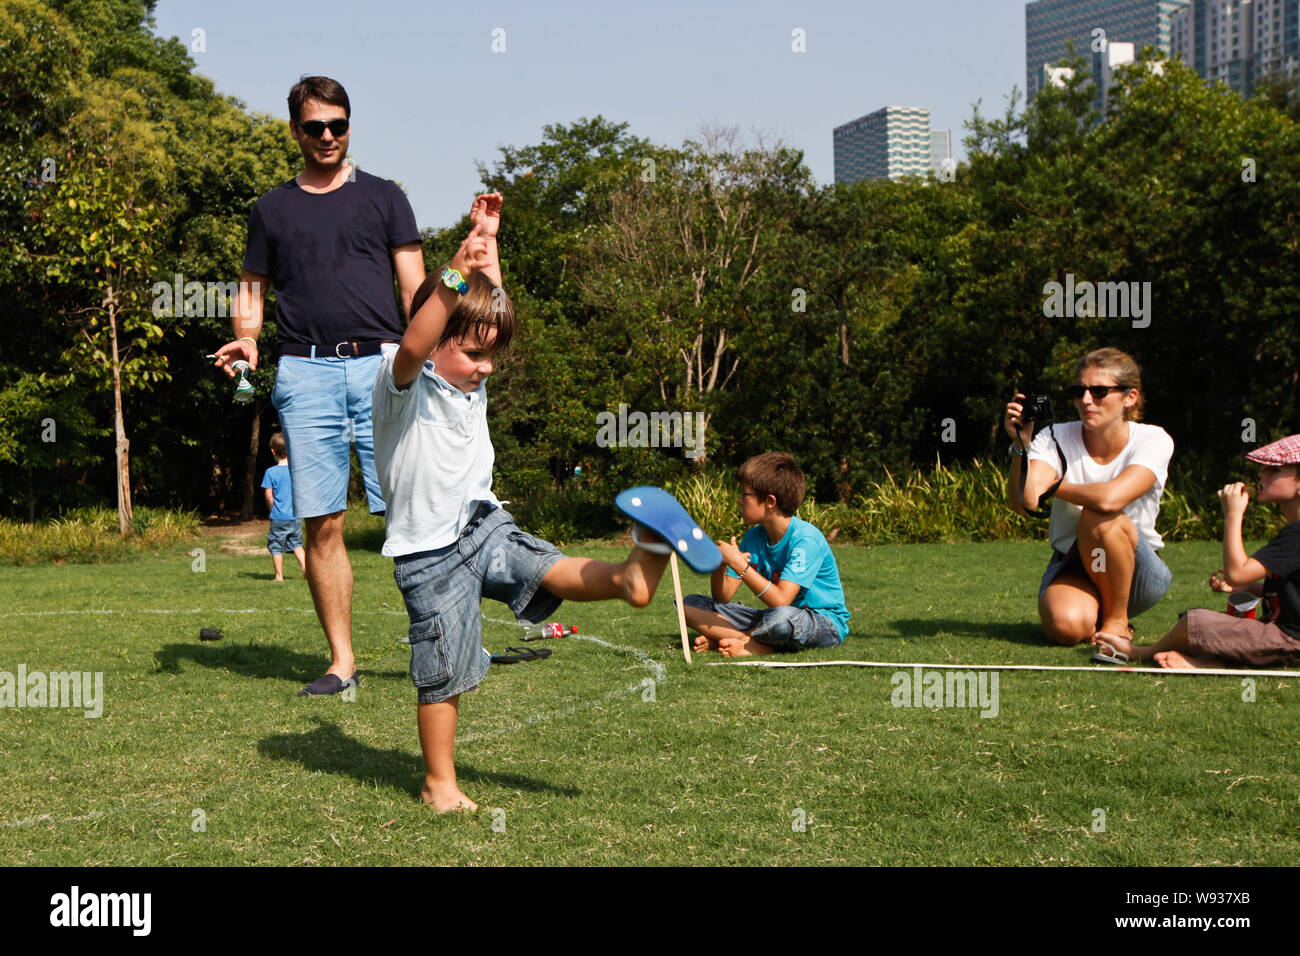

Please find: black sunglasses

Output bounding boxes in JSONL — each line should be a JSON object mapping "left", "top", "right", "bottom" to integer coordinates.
{"left": 298, "top": 118, "right": 349, "bottom": 138}
{"left": 1066, "top": 384, "right": 1132, "bottom": 401}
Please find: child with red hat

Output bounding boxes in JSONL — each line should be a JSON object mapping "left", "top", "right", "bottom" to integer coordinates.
{"left": 1091, "top": 435, "right": 1300, "bottom": 669}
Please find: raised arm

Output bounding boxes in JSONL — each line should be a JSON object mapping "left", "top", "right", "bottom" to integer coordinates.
{"left": 392, "top": 225, "right": 491, "bottom": 388}
{"left": 1218, "top": 483, "right": 1270, "bottom": 587}
{"left": 468, "top": 193, "right": 503, "bottom": 288}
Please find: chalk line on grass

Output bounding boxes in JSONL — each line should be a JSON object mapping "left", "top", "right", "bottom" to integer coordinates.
{"left": 714, "top": 659, "right": 1300, "bottom": 679}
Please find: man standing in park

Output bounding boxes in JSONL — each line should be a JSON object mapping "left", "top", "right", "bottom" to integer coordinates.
{"left": 215, "top": 76, "right": 424, "bottom": 696}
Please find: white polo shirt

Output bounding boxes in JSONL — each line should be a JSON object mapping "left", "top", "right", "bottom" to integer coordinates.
{"left": 1028, "top": 420, "right": 1174, "bottom": 554}
{"left": 371, "top": 344, "right": 498, "bottom": 557}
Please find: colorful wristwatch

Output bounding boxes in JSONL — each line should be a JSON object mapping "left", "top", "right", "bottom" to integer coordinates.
{"left": 441, "top": 268, "right": 469, "bottom": 295}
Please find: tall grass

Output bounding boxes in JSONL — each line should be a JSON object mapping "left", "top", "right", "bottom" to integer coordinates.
{"left": 671, "top": 459, "right": 1284, "bottom": 545}
{"left": 0, "top": 507, "right": 202, "bottom": 565}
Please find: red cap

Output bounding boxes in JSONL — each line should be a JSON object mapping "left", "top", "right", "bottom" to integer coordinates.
{"left": 1245, "top": 435, "right": 1300, "bottom": 466}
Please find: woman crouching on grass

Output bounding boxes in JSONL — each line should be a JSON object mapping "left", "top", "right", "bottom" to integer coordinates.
{"left": 1004, "top": 347, "right": 1174, "bottom": 646}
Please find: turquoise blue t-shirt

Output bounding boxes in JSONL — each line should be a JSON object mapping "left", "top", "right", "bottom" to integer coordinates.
{"left": 727, "top": 516, "right": 850, "bottom": 640}
{"left": 261, "top": 464, "right": 296, "bottom": 521}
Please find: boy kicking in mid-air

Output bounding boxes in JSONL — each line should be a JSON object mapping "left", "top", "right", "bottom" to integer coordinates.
{"left": 372, "top": 194, "right": 680, "bottom": 812}
{"left": 1092, "top": 436, "right": 1300, "bottom": 669}
{"left": 682, "top": 452, "right": 850, "bottom": 657}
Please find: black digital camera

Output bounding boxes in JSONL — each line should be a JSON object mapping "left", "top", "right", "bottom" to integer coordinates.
{"left": 1019, "top": 393, "right": 1054, "bottom": 425}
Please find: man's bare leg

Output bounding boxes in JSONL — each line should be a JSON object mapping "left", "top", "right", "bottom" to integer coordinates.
{"left": 272, "top": 552, "right": 285, "bottom": 582}
{"left": 303, "top": 511, "right": 355, "bottom": 679}
{"left": 417, "top": 696, "right": 476, "bottom": 812}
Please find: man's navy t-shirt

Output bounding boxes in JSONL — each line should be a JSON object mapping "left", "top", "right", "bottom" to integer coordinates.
{"left": 242, "top": 170, "right": 421, "bottom": 350}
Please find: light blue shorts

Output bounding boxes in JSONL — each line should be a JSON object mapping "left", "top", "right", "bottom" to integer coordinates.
{"left": 271, "top": 354, "right": 385, "bottom": 518}
{"left": 681, "top": 594, "right": 843, "bottom": 651}
{"left": 1038, "top": 537, "right": 1172, "bottom": 617}
{"left": 393, "top": 504, "right": 566, "bottom": 704}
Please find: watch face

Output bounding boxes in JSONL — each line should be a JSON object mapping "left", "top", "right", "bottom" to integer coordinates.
{"left": 442, "top": 269, "right": 463, "bottom": 288}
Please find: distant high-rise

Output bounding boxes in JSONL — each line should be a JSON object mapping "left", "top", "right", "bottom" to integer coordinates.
{"left": 1026, "top": 0, "right": 1190, "bottom": 99}
{"left": 833, "top": 107, "right": 932, "bottom": 183}
{"left": 1171, "top": 0, "right": 1300, "bottom": 96}
{"left": 929, "top": 129, "right": 953, "bottom": 178}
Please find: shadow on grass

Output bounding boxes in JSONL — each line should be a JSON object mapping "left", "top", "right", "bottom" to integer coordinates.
{"left": 259, "top": 717, "right": 580, "bottom": 799}
{"left": 155, "top": 642, "right": 406, "bottom": 683}
{"left": 237, "top": 572, "right": 281, "bottom": 581}
{"left": 882, "top": 618, "right": 1046, "bottom": 647}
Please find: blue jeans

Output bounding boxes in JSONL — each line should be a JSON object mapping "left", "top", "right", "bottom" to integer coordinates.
{"left": 271, "top": 354, "right": 385, "bottom": 517}
{"left": 265, "top": 519, "right": 303, "bottom": 554}
{"left": 393, "top": 504, "right": 565, "bottom": 704}
{"left": 681, "top": 594, "right": 843, "bottom": 651}
{"left": 1038, "top": 537, "right": 1172, "bottom": 617}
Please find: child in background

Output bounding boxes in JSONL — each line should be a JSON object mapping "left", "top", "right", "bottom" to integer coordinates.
{"left": 683, "top": 452, "right": 850, "bottom": 657}
{"left": 1092, "top": 435, "right": 1300, "bottom": 668}
{"left": 261, "top": 432, "right": 306, "bottom": 581}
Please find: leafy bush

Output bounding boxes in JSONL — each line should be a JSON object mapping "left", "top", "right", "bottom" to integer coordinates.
{"left": 0, "top": 506, "right": 201, "bottom": 564}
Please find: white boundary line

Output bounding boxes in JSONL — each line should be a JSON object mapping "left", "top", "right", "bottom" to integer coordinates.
{"left": 713, "top": 659, "right": 1300, "bottom": 679}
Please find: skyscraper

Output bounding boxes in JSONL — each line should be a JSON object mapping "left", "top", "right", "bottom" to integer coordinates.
{"left": 1171, "top": 0, "right": 1300, "bottom": 96}
{"left": 833, "top": 107, "right": 932, "bottom": 183}
{"left": 1026, "top": 0, "right": 1190, "bottom": 99}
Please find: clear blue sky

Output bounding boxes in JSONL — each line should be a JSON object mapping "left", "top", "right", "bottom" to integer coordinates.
{"left": 151, "top": 0, "right": 1031, "bottom": 231}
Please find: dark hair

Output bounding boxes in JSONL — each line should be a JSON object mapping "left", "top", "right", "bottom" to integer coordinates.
{"left": 737, "top": 452, "right": 805, "bottom": 516}
{"left": 269, "top": 432, "right": 287, "bottom": 458}
{"left": 1076, "top": 347, "right": 1145, "bottom": 421}
{"left": 408, "top": 272, "right": 517, "bottom": 353}
{"left": 287, "top": 76, "right": 350, "bottom": 123}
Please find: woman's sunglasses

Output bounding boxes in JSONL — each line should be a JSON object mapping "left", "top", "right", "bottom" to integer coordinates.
{"left": 1066, "top": 384, "right": 1132, "bottom": 401}
{"left": 298, "top": 118, "right": 350, "bottom": 139}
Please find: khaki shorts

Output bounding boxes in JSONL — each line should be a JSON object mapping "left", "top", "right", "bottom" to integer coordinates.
{"left": 1185, "top": 607, "right": 1300, "bottom": 668}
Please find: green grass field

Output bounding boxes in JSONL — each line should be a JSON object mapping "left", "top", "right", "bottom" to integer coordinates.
{"left": 2, "top": 518, "right": 1297, "bottom": 866}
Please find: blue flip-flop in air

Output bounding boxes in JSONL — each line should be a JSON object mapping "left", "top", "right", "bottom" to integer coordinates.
{"left": 615, "top": 486, "right": 722, "bottom": 574}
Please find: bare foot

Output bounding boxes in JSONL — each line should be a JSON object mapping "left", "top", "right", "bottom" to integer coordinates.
{"left": 621, "top": 543, "right": 669, "bottom": 608}
{"left": 693, "top": 634, "right": 719, "bottom": 652}
{"left": 273, "top": 576, "right": 285, "bottom": 582}
{"left": 421, "top": 781, "right": 478, "bottom": 813}
{"left": 718, "top": 636, "right": 777, "bottom": 657}
{"left": 1154, "top": 650, "right": 1224, "bottom": 670}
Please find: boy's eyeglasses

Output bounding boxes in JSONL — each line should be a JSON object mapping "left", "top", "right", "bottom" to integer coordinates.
{"left": 1066, "top": 384, "right": 1132, "bottom": 401}
{"left": 299, "top": 118, "right": 350, "bottom": 138}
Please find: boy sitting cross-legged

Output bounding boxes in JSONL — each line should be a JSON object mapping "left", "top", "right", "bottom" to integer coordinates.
{"left": 371, "top": 194, "right": 676, "bottom": 812}
{"left": 683, "top": 452, "right": 850, "bottom": 657}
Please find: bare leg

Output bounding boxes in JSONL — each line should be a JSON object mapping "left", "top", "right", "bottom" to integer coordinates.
{"left": 1038, "top": 570, "right": 1101, "bottom": 646}
{"left": 272, "top": 552, "right": 285, "bottom": 581}
{"left": 540, "top": 546, "right": 670, "bottom": 608}
{"left": 1091, "top": 615, "right": 1194, "bottom": 663}
{"left": 1076, "top": 509, "right": 1139, "bottom": 640}
{"left": 417, "top": 696, "right": 476, "bottom": 812}
{"left": 293, "top": 546, "right": 307, "bottom": 574}
{"left": 303, "top": 511, "right": 355, "bottom": 679}
{"left": 683, "top": 605, "right": 726, "bottom": 652}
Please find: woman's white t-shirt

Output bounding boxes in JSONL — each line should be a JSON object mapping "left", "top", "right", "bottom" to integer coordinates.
{"left": 1027, "top": 420, "right": 1174, "bottom": 554}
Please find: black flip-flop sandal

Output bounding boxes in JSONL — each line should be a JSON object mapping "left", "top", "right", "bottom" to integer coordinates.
{"left": 488, "top": 647, "right": 548, "bottom": 660}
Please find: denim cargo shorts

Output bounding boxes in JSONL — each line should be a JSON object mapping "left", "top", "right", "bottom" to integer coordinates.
{"left": 393, "top": 503, "right": 566, "bottom": 703}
